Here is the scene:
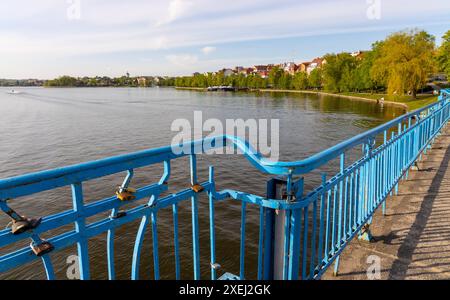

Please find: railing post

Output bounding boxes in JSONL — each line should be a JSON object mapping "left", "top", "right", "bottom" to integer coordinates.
{"left": 71, "top": 182, "right": 90, "bottom": 280}
{"left": 289, "top": 178, "right": 303, "bottom": 280}
{"left": 273, "top": 178, "right": 288, "bottom": 280}
{"left": 382, "top": 130, "right": 387, "bottom": 216}
{"left": 189, "top": 154, "right": 201, "bottom": 280}
{"left": 334, "top": 153, "right": 345, "bottom": 276}
{"left": 264, "top": 176, "right": 295, "bottom": 280}
{"left": 358, "top": 140, "right": 374, "bottom": 242}
{"left": 263, "top": 178, "right": 276, "bottom": 280}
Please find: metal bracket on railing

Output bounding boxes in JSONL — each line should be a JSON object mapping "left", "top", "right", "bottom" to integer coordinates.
{"left": 277, "top": 176, "right": 303, "bottom": 202}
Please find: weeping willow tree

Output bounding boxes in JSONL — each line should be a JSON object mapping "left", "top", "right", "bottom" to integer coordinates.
{"left": 371, "top": 29, "right": 436, "bottom": 98}
{"left": 437, "top": 30, "right": 450, "bottom": 78}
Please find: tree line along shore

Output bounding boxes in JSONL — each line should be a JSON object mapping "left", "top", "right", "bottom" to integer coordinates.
{"left": 175, "top": 29, "right": 450, "bottom": 110}
{"left": 2, "top": 29, "right": 448, "bottom": 111}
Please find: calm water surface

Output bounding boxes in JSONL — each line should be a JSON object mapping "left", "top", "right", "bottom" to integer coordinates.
{"left": 0, "top": 87, "right": 404, "bottom": 279}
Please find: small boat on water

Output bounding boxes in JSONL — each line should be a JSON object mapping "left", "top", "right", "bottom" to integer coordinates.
{"left": 7, "top": 89, "right": 22, "bottom": 94}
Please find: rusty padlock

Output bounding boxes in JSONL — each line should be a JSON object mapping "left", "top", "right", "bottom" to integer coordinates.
{"left": 30, "top": 241, "right": 54, "bottom": 256}
{"left": 191, "top": 184, "right": 204, "bottom": 193}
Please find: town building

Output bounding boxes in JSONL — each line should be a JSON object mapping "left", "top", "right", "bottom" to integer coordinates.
{"left": 137, "top": 77, "right": 146, "bottom": 86}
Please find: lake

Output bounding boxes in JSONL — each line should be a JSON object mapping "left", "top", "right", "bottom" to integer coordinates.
{"left": 0, "top": 87, "right": 404, "bottom": 279}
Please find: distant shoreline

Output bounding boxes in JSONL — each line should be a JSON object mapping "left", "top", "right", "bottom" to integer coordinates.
{"left": 175, "top": 87, "right": 409, "bottom": 111}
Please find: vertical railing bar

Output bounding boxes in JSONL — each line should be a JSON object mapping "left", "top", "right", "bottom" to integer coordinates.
{"left": 282, "top": 209, "right": 291, "bottom": 280}
{"left": 263, "top": 205, "right": 274, "bottom": 280}
{"left": 382, "top": 131, "right": 387, "bottom": 214}
{"left": 348, "top": 171, "right": 354, "bottom": 235}
{"left": 106, "top": 219, "right": 115, "bottom": 280}
{"left": 71, "top": 182, "right": 90, "bottom": 280}
{"left": 151, "top": 212, "right": 160, "bottom": 280}
{"left": 131, "top": 211, "right": 150, "bottom": 280}
{"left": 343, "top": 174, "right": 348, "bottom": 240}
{"left": 172, "top": 203, "right": 181, "bottom": 280}
{"left": 334, "top": 153, "right": 345, "bottom": 275}
{"left": 190, "top": 154, "right": 201, "bottom": 280}
{"left": 208, "top": 166, "right": 217, "bottom": 280}
{"left": 324, "top": 188, "right": 332, "bottom": 262}
{"left": 283, "top": 174, "right": 293, "bottom": 280}
{"left": 257, "top": 205, "right": 264, "bottom": 280}
{"left": 287, "top": 207, "right": 301, "bottom": 280}
{"left": 317, "top": 173, "right": 327, "bottom": 267}
{"left": 30, "top": 234, "right": 55, "bottom": 280}
{"left": 337, "top": 153, "right": 345, "bottom": 245}
{"left": 108, "top": 169, "right": 134, "bottom": 280}
{"left": 239, "top": 201, "right": 247, "bottom": 280}
{"left": 331, "top": 185, "right": 337, "bottom": 254}
{"left": 309, "top": 197, "right": 318, "bottom": 278}
{"left": 41, "top": 254, "right": 56, "bottom": 280}
{"left": 353, "top": 168, "right": 359, "bottom": 230}
{"left": 301, "top": 206, "right": 309, "bottom": 279}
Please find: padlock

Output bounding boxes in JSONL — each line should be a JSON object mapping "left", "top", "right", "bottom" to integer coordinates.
{"left": 116, "top": 187, "right": 136, "bottom": 201}
{"left": 191, "top": 184, "right": 204, "bottom": 193}
{"left": 30, "top": 241, "right": 54, "bottom": 256}
{"left": 11, "top": 217, "right": 42, "bottom": 235}
{"left": 111, "top": 210, "right": 127, "bottom": 219}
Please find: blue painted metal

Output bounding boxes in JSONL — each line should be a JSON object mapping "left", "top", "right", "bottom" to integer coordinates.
{"left": 0, "top": 90, "right": 449, "bottom": 280}
{"left": 239, "top": 202, "right": 247, "bottom": 280}
{"left": 208, "top": 166, "right": 217, "bottom": 280}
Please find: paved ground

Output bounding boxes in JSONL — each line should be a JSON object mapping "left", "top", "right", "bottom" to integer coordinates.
{"left": 322, "top": 126, "right": 450, "bottom": 280}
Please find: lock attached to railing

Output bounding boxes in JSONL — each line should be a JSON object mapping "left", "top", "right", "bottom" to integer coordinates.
{"left": 11, "top": 216, "right": 42, "bottom": 235}
{"left": 30, "top": 240, "right": 54, "bottom": 256}
{"left": 115, "top": 187, "right": 136, "bottom": 201}
{"left": 1, "top": 201, "right": 43, "bottom": 235}
{"left": 191, "top": 183, "right": 204, "bottom": 193}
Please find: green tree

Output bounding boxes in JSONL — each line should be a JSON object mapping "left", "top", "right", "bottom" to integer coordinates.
{"left": 352, "top": 50, "right": 377, "bottom": 92}
{"left": 371, "top": 29, "right": 436, "bottom": 98}
{"left": 292, "top": 72, "right": 308, "bottom": 90}
{"left": 268, "top": 67, "right": 284, "bottom": 88}
{"left": 437, "top": 30, "right": 450, "bottom": 78}
{"left": 322, "top": 53, "right": 358, "bottom": 92}
{"left": 308, "top": 68, "right": 323, "bottom": 89}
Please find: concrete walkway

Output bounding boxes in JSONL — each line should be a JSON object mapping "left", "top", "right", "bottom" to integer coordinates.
{"left": 323, "top": 126, "right": 450, "bottom": 280}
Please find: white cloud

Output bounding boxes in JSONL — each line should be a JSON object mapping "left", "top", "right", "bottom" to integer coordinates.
{"left": 157, "top": 0, "right": 193, "bottom": 26}
{"left": 166, "top": 54, "right": 199, "bottom": 67}
{"left": 168, "top": 0, "right": 192, "bottom": 21}
{"left": 201, "top": 46, "right": 216, "bottom": 55}
{"left": 1, "top": 0, "right": 450, "bottom": 78}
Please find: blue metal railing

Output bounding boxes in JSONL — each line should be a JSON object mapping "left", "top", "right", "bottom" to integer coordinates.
{"left": 0, "top": 89, "right": 449, "bottom": 280}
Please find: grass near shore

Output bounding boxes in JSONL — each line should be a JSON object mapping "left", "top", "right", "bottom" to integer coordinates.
{"left": 258, "top": 89, "right": 438, "bottom": 111}
{"left": 339, "top": 92, "right": 438, "bottom": 111}
{"left": 175, "top": 87, "right": 438, "bottom": 111}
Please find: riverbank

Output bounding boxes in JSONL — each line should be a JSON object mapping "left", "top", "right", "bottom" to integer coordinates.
{"left": 258, "top": 89, "right": 438, "bottom": 111}
{"left": 175, "top": 86, "right": 207, "bottom": 91}
{"left": 259, "top": 89, "right": 406, "bottom": 110}
{"left": 175, "top": 86, "right": 437, "bottom": 112}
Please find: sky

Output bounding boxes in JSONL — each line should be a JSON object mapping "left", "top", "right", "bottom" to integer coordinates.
{"left": 0, "top": 0, "right": 449, "bottom": 79}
